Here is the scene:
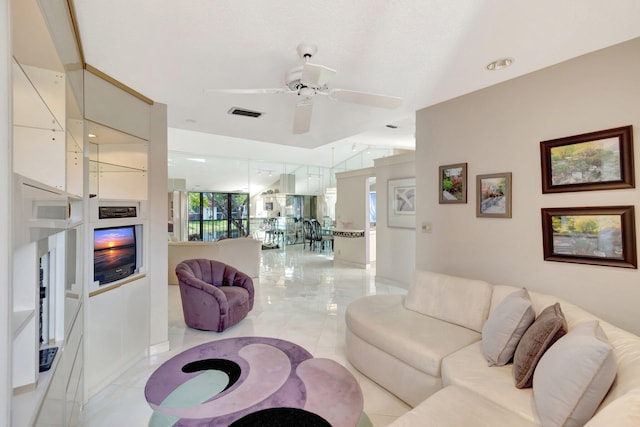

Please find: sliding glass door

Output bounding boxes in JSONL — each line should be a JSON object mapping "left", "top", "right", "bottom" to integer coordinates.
{"left": 188, "top": 192, "right": 249, "bottom": 241}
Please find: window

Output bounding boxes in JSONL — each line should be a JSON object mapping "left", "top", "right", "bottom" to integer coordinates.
{"left": 188, "top": 192, "right": 249, "bottom": 241}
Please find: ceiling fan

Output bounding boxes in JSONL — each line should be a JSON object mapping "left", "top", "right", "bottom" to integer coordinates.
{"left": 209, "top": 43, "right": 403, "bottom": 134}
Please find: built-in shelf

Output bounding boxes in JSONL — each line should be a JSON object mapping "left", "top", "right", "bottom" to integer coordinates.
{"left": 12, "top": 309, "right": 35, "bottom": 338}
{"left": 27, "top": 219, "right": 81, "bottom": 230}
{"left": 89, "top": 160, "right": 146, "bottom": 174}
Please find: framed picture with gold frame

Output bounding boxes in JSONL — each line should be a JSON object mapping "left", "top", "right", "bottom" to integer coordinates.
{"left": 476, "top": 172, "right": 512, "bottom": 218}
{"left": 439, "top": 163, "right": 467, "bottom": 204}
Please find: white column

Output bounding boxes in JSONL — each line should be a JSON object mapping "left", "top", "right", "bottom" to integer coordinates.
{"left": 148, "top": 102, "right": 169, "bottom": 353}
{"left": 1, "top": 0, "right": 12, "bottom": 424}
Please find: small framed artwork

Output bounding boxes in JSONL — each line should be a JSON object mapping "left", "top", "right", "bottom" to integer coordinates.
{"left": 541, "top": 206, "right": 637, "bottom": 269}
{"left": 264, "top": 202, "right": 273, "bottom": 211}
{"left": 439, "top": 163, "right": 467, "bottom": 204}
{"left": 388, "top": 177, "right": 415, "bottom": 229}
{"left": 540, "top": 125, "right": 634, "bottom": 193}
{"left": 476, "top": 172, "right": 512, "bottom": 218}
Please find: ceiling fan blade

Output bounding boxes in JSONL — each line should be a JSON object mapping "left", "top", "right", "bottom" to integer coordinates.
{"left": 205, "top": 88, "right": 289, "bottom": 95}
{"left": 301, "top": 63, "right": 336, "bottom": 87}
{"left": 293, "top": 101, "right": 313, "bottom": 134}
{"left": 329, "top": 89, "right": 402, "bottom": 109}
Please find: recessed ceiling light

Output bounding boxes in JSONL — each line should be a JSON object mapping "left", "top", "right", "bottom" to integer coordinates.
{"left": 185, "top": 118, "right": 197, "bottom": 123}
{"left": 88, "top": 133, "right": 96, "bottom": 138}
{"left": 187, "top": 158, "right": 206, "bottom": 163}
{"left": 486, "top": 58, "right": 514, "bottom": 71}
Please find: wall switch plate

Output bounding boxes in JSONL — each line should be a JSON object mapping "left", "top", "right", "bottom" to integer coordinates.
{"left": 421, "top": 222, "right": 432, "bottom": 233}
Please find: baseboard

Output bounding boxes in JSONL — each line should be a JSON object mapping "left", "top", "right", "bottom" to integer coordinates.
{"left": 333, "top": 259, "right": 371, "bottom": 269}
{"left": 375, "top": 275, "right": 408, "bottom": 289}
{"left": 149, "top": 340, "right": 170, "bottom": 356}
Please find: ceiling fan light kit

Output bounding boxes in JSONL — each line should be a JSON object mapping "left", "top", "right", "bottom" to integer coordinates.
{"left": 211, "top": 43, "right": 404, "bottom": 134}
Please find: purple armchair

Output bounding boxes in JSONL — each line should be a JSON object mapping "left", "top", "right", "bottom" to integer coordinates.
{"left": 175, "top": 259, "right": 255, "bottom": 332}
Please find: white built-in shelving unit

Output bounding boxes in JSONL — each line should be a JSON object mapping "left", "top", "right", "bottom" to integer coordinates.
{"left": 12, "top": 93, "right": 85, "bottom": 427}
{"left": 10, "top": 1, "right": 159, "bottom": 425}
{"left": 11, "top": 1, "right": 85, "bottom": 425}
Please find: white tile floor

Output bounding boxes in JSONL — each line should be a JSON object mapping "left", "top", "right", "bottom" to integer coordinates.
{"left": 78, "top": 244, "right": 411, "bottom": 426}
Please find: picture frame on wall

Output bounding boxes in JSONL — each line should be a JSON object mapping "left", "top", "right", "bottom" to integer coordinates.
{"left": 540, "top": 125, "right": 635, "bottom": 193}
{"left": 439, "top": 163, "right": 467, "bottom": 204}
{"left": 388, "top": 177, "right": 415, "bottom": 229}
{"left": 541, "top": 206, "right": 637, "bottom": 269}
{"left": 476, "top": 172, "right": 512, "bottom": 218}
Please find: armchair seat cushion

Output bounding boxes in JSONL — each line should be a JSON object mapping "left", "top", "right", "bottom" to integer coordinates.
{"left": 220, "top": 287, "right": 252, "bottom": 327}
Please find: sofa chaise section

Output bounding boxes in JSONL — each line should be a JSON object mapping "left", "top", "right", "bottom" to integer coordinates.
{"left": 345, "top": 271, "right": 492, "bottom": 406}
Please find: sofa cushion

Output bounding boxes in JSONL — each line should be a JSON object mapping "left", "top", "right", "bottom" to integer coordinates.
{"left": 482, "top": 288, "right": 535, "bottom": 366}
{"left": 403, "top": 270, "right": 493, "bottom": 333}
{"left": 346, "top": 295, "right": 481, "bottom": 377}
{"left": 586, "top": 388, "right": 640, "bottom": 427}
{"left": 513, "top": 303, "right": 567, "bottom": 388}
{"left": 534, "top": 320, "right": 617, "bottom": 427}
{"left": 346, "top": 329, "right": 442, "bottom": 407}
{"left": 387, "top": 385, "right": 539, "bottom": 427}
{"left": 441, "top": 341, "right": 538, "bottom": 422}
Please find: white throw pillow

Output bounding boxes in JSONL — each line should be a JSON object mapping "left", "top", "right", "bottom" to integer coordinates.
{"left": 533, "top": 320, "right": 617, "bottom": 427}
{"left": 481, "top": 288, "right": 535, "bottom": 366}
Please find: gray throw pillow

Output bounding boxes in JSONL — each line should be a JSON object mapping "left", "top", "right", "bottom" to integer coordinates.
{"left": 513, "top": 302, "right": 567, "bottom": 388}
{"left": 481, "top": 288, "right": 535, "bottom": 366}
{"left": 533, "top": 320, "right": 617, "bottom": 427}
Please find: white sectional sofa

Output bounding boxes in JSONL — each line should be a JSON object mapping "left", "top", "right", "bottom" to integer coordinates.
{"left": 167, "top": 238, "right": 262, "bottom": 284}
{"left": 345, "top": 270, "right": 640, "bottom": 426}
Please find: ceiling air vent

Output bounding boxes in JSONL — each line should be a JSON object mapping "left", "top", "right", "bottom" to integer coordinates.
{"left": 228, "top": 107, "right": 263, "bottom": 118}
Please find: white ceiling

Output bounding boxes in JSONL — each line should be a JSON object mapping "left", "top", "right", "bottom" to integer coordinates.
{"left": 61, "top": 1, "right": 640, "bottom": 192}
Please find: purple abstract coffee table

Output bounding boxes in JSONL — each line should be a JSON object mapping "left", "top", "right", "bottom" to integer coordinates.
{"left": 145, "top": 337, "right": 365, "bottom": 426}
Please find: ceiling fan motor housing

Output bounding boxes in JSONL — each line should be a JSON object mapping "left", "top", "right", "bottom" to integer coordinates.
{"left": 286, "top": 44, "right": 320, "bottom": 91}
{"left": 285, "top": 65, "right": 305, "bottom": 91}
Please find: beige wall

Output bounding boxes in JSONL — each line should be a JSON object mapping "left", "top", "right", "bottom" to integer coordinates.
{"left": 415, "top": 37, "right": 640, "bottom": 334}
{"left": 374, "top": 152, "right": 416, "bottom": 287}
{"left": 335, "top": 168, "right": 374, "bottom": 266}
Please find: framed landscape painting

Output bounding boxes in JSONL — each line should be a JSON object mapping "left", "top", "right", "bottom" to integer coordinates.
{"left": 388, "top": 177, "right": 415, "bottom": 228}
{"left": 476, "top": 172, "right": 512, "bottom": 218}
{"left": 541, "top": 206, "right": 637, "bottom": 269}
{"left": 540, "top": 125, "right": 634, "bottom": 193}
{"left": 439, "top": 163, "right": 467, "bottom": 204}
